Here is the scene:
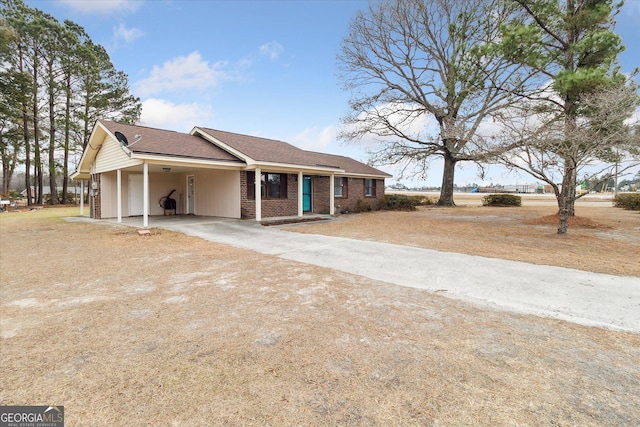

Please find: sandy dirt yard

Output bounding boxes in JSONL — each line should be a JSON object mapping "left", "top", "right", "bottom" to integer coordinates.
{"left": 1, "top": 205, "right": 639, "bottom": 426}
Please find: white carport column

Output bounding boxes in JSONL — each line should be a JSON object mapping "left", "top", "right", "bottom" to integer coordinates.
{"left": 298, "top": 171, "right": 303, "bottom": 217}
{"left": 254, "top": 167, "right": 261, "bottom": 222}
{"left": 116, "top": 169, "right": 122, "bottom": 223}
{"left": 80, "top": 180, "right": 84, "bottom": 216}
{"left": 143, "top": 162, "right": 149, "bottom": 228}
{"left": 329, "top": 173, "right": 335, "bottom": 215}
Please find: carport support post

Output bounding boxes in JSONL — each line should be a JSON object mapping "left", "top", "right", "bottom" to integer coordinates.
{"left": 298, "top": 171, "right": 303, "bottom": 217}
{"left": 255, "top": 167, "right": 261, "bottom": 222}
{"left": 117, "top": 169, "right": 122, "bottom": 223}
{"left": 80, "top": 180, "right": 84, "bottom": 216}
{"left": 143, "top": 162, "right": 149, "bottom": 228}
{"left": 329, "top": 173, "right": 335, "bottom": 215}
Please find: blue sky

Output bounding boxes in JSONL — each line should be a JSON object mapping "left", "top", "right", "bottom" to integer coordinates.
{"left": 26, "top": 0, "right": 640, "bottom": 187}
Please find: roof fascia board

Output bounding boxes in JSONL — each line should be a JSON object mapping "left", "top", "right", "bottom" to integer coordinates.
{"left": 191, "top": 127, "right": 255, "bottom": 165}
{"left": 248, "top": 161, "right": 345, "bottom": 174}
{"left": 131, "top": 153, "right": 245, "bottom": 169}
{"left": 75, "top": 120, "right": 108, "bottom": 172}
{"left": 338, "top": 172, "right": 393, "bottom": 179}
{"left": 70, "top": 171, "right": 89, "bottom": 180}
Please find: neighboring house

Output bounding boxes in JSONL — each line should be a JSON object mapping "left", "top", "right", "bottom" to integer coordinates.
{"left": 71, "top": 120, "right": 391, "bottom": 226}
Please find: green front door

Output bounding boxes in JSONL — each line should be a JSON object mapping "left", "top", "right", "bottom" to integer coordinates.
{"left": 303, "top": 176, "right": 312, "bottom": 212}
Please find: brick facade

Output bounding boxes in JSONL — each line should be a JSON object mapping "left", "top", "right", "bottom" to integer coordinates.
{"left": 240, "top": 172, "right": 387, "bottom": 219}
{"left": 240, "top": 171, "right": 300, "bottom": 219}
{"left": 334, "top": 177, "right": 384, "bottom": 213}
{"left": 312, "top": 176, "right": 331, "bottom": 214}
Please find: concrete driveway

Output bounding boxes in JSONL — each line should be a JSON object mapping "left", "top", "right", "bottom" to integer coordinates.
{"left": 104, "top": 215, "right": 640, "bottom": 333}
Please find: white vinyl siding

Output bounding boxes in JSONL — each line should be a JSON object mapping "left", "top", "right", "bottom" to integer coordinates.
{"left": 99, "top": 171, "right": 118, "bottom": 218}
{"left": 94, "top": 135, "right": 141, "bottom": 173}
{"left": 193, "top": 170, "right": 240, "bottom": 218}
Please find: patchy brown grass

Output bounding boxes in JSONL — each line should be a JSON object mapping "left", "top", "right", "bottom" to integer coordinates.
{"left": 290, "top": 205, "right": 640, "bottom": 277}
{"left": 1, "top": 207, "right": 639, "bottom": 426}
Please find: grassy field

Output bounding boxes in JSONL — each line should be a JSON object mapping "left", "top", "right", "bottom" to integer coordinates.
{"left": 1, "top": 206, "right": 639, "bottom": 426}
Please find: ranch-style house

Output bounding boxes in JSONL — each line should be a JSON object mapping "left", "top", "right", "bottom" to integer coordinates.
{"left": 71, "top": 120, "right": 392, "bottom": 226}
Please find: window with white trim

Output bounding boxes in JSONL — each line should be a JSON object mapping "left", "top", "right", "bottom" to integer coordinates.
{"left": 247, "top": 172, "right": 288, "bottom": 199}
{"left": 364, "top": 178, "right": 376, "bottom": 197}
{"left": 334, "top": 177, "right": 347, "bottom": 197}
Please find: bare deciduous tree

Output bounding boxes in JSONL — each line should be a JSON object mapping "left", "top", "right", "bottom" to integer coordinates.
{"left": 337, "top": 0, "right": 529, "bottom": 206}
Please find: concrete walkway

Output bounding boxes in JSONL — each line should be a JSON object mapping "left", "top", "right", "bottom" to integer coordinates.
{"left": 88, "top": 215, "right": 640, "bottom": 333}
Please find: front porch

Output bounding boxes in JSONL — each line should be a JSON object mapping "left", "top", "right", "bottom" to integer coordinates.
{"left": 103, "top": 212, "right": 333, "bottom": 229}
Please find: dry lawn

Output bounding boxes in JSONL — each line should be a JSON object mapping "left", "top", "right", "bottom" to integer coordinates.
{"left": 292, "top": 200, "right": 640, "bottom": 277}
{"left": 1, "top": 206, "right": 639, "bottom": 426}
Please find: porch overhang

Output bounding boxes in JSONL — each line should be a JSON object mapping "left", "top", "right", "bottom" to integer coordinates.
{"left": 130, "top": 153, "right": 245, "bottom": 171}
{"left": 245, "top": 161, "right": 344, "bottom": 175}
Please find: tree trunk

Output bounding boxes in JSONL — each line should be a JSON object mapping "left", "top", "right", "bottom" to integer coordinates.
{"left": 18, "top": 46, "right": 32, "bottom": 206}
{"left": 2, "top": 163, "right": 11, "bottom": 195}
{"left": 557, "top": 158, "right": 576, "bottom": 234}
{"left": 437, "top": 152, "right": 457, "bottom": 206}
{"left": 33, "top": 97, "right": 43, "bottom": 205}
{"left": 558, "top": 205, "right": 569, "bottom": 234}
{"left": 32, "top": 41, "right": 42, "bottom": 206}
{"left": 557, "top": 181, "right": 570, "bottom": 234}
{"left": 48, "top": 60, "right": 58, "bottom": 205}
{"left": 61, "top": 73, "right": 71, "bottom": 204}
{"left": 567, "top": 176, "right": 576, "bottom": 216}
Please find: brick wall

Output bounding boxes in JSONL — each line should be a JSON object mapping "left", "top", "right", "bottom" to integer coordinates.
{"left": 240, "top": 171, "right": 253, "bottom": 218}
{"left": 334, "top": 177, "right": 385, "bottom": 213}
{"left": 313, "top": 176, "right": 331, "bottom": 214}
{"left": 241, "top": 172, "right": 386, "bottom": 218}
{"left": 240, "top": 171, "right": 299, "bottom": 219}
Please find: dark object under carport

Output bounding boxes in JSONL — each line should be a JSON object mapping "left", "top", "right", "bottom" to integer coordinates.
{"left": 159, "top": 189, "right": 177, "bottom": 215}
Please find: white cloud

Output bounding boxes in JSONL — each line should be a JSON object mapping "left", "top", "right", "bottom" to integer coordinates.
{"left": 113, "top": 23, "right": 144, "bottom": 45}
{"left": 139, "top": 98, "right": 215, "bottom": 133}
{"left": 290, "top": 125, "right": 338, "bottom": 151}
{"left": 259, "top": 41, "right": 284, "bottom": 61}
{"left": 135, "top": 51, "right": 229, "bottom": 97}
{"left": 56, "top": 0, "right": 140, "bottom": 14}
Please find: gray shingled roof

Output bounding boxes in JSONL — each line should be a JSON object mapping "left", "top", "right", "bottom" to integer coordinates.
{"left": 197, "top": 128, "right": 337, "bottom": 169}
{"left": 198, "top": 127, "right": 391, "bottom": 177}
{"left": 304, "top": 151, "right": 392, "bottom": 177}
{"left": 100, "top": 120, "right": 242, "bottom": 163}
{"left": 97, "top": 120, "right": 391, "bottom": 177}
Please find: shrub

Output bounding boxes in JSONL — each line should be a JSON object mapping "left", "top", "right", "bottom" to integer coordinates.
{"left": 353, "top": 198, "right": 372, "bottom": 213}
{"left": 378, "top": 194, "right": 437, "bottom": 211}
{"left": 379, "top": 194, "right": 419, "bottom": 210}
{"left": 413, "top": 195, "right": 437, "bottom": 206}
{"left": 482, "top": 193, "right": 522, "bottom": 207}
{"left": 613, "top": 193, "right": 640, "bottom": 210}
